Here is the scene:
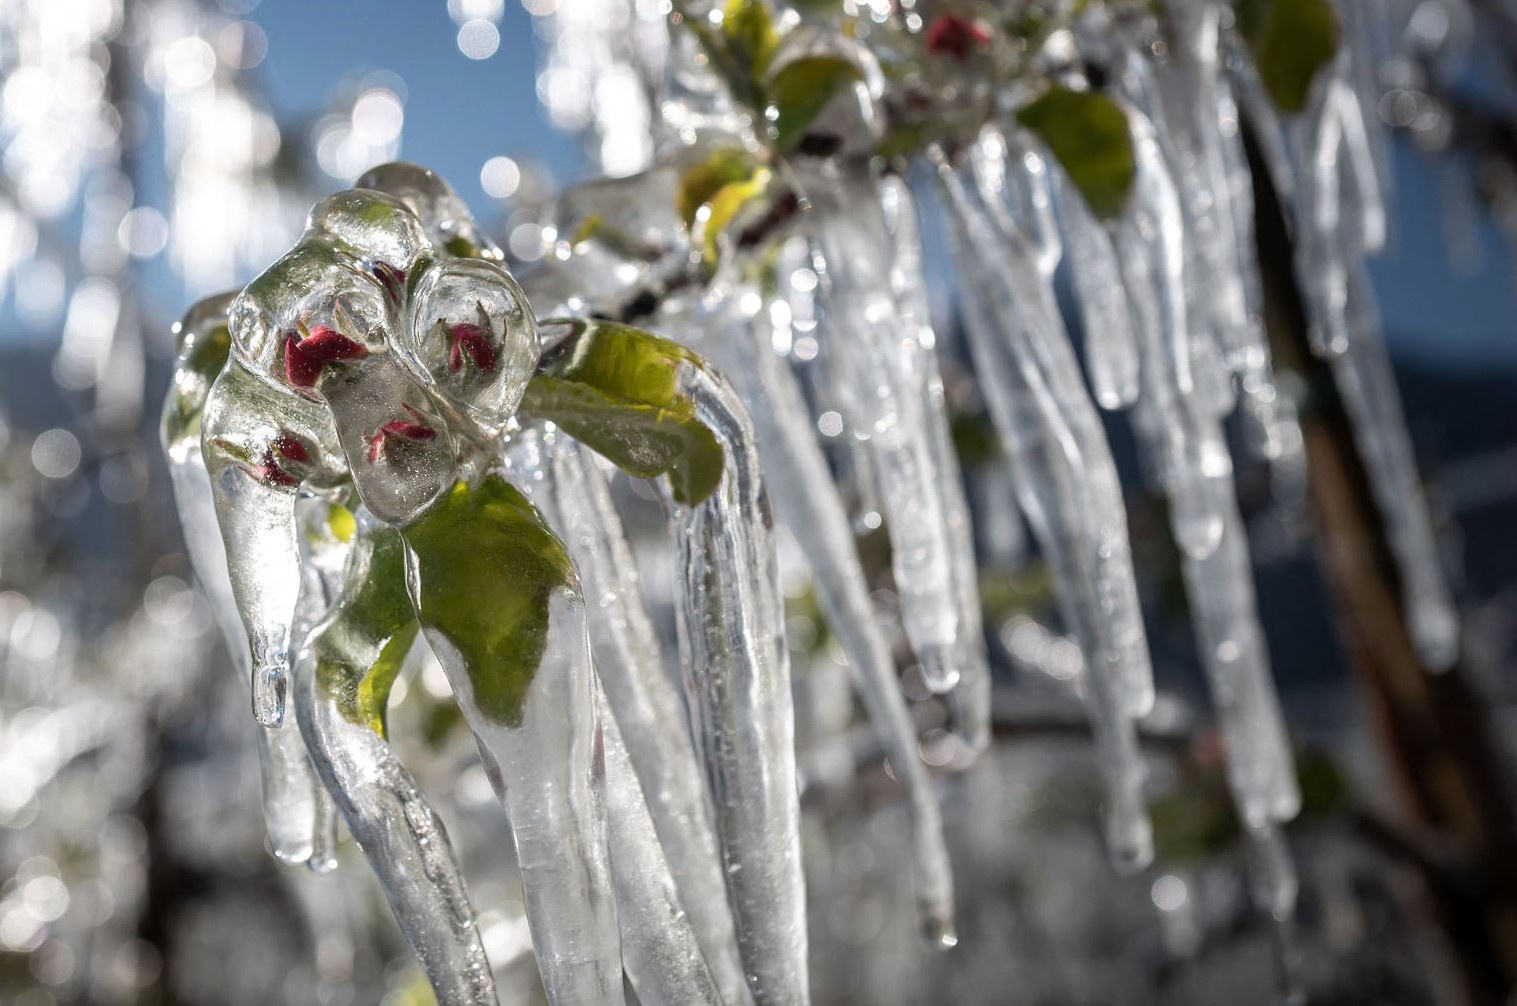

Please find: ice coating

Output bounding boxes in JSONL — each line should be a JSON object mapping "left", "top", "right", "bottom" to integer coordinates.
{"left": 356, "top": 161, "right": 505, "bottom": 261}
{"left": 162, "top": 293, "right": 334, "bottom": 861}
{"left": 404, "top": 257, "right": 540, "bottom": 433}
{"left": 401, "top": 475, "right": 626, "bottom": 1005}
{"left": 598, "top": 689, "right": 726, "bottom": 1006}
{"left": 524, "top": 157, "right": 962, "bottom": 945}
{"left": 293, "top": 521, "right": 496, "bottom": 1005}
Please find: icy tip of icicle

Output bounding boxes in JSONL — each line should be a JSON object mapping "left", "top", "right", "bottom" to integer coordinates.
{"left": 917, "top": 649, "right": 961, "bottom": 694}
{"left": 1414, "top": 605, "right": 1461, "bottom": 673}
{"left": 1106, "top": 817, "right": 1155, "bottom": 876}
{"left": 922, "top": 912, "right": 959, "bottom": 951}
{"left": 252, "top": 660, "right": 287, "bottom": 727}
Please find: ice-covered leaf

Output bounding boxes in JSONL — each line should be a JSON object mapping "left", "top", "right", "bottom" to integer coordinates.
{"left": 766, "top": 56, "right": 862, "bottom": 151}
{"left": 723, "top": 0, "right": 778, "bottom": 78}
{"left": 1015, "top": 87, "right": 1135, "bottom": 219}
{"left": 520, "top": 320, "right": 724, "bottom": 506}
{"left": 676, "top": 148, "right": 760, "bottom": 230}
{"left": 1235, "top": 0, "right": 1339, "bottom": 113}
{"left": 400, "top": 476, "right": 576, "bottom": 728}
{"left": 310, "top": 525, "right": 418, "bottom": 738}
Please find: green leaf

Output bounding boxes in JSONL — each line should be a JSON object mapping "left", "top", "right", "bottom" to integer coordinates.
{"left": 444, "top": 234, "right": 482, "bottom": 259}
{"left": 766, "top": 56, "right": 862, "bottom": 152}
{"left": 1236, "top": 0, "right": 1339, "bottom": 113}
{"left": 519, "top": 320, "right": 725, "bottom": 506}
{"left": 676, "top": 148, "right": 771, "bottom": 264}
{"left": 1016, "top": 87, "right": 1136, "bottom": 220}
{"left": 723, "top": 0, "right": 779, "bottom": 78}
{"left": 310, "top": 526, "right": 420, "bottom": 738}
{"left": 676, "top": 148, "right": 761, "bottom": 230}
{"left": 401, "top": 476, "right": 577, "bottom": 729}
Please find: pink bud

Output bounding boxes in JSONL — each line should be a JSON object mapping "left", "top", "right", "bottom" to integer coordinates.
{"left": 367, "top": 404, "right": 438, "bottom": 464}
{"left": 447, "top": 322, "right": 498, "bottom": 374}
{"left": 924, "top": 14, "right": 990, "bottom": 61}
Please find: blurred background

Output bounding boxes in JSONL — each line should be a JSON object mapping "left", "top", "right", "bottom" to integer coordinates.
{"left": 0, "top": 1, "right": 1515, "bottom": 1003}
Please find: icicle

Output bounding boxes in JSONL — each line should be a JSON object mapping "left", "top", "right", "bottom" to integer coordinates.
{"left": 952, "top": 134, "right": 1154, "bottom": 722}
{"left": 880, "top": 174, "right": 992, "bottom": 756}
{"left": 1178, "top": 502, "right": 1301, "bottom": 826}
{"left": 200, "top": 358, "right": 325, "bottom": 728}
{"left": 162, "top": 295, "right": 335, "bottom": 865}
{"left": 648, "top": 346, "right": 808, "bottom": 1005}
{"left": 1214, "top": 82, "right": 1306, "bottom": 470}
{"left": 401, "top": 474, "right": 626, "bottom": 1006}
{"left": 1290, "top": 74, "right": 1460, "bottom": 670}
{"left": 1052, "top": 169, "right": 1141, "bottom": 411}
{"left": 791, "top": 157, "right": 966, "bottom": 695}
{"left": 1111, "top": 108, "right": 1234, "bottom": 563}
{"left": 294, "top": 521, "right": 496, "bottom": 1005}
{"left": 1074, "top": 92, "right": 1300, "bottom": 836}
{"left": 597, "top": 688, "right": 727, "bottom": 1006}
{"left": 709, "top": 301, "right": 957, "bottom": 948}
{"left": 933, "top": 145, "right": 1154, "bottom": 871}
{"left": 506, "top": 428, "right": 751, "bottom": 1006}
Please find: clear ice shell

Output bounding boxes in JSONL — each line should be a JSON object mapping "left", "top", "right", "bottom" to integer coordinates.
{"left": 404, "top": 257, "right": 541, "bottom": 432}
{"left": 357, "top": 161, "right": 505, "bottom": 260}
{"left": 295, "top": 526, "right": 496, "bottom": 1005}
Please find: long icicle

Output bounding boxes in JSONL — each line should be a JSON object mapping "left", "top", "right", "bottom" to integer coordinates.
{"left": 505, "top": 426, "right": 750, "bottom": 1006}
{"left": 1105, "top": 93, "right": 1302, "bottom": 847}
{"left": 401, "top": 474, "right": 626, "bottom": 1006}
{"left": 163, "top": 295, "right": 335, "bottom": 865}
{"left": 655, "top": 350, "right": 808, "bottom": 1005}
{"left": 709, "top": 297, "right": 957, "bottom": 948}
{"left": 1289, "top": 72, "right": 1459, "bottom": 669}
{"left": 791, "top": 156, "right": 968, "bottom": 697}
{"left": 933, "top": 142, "right": 1153, "bottom": 872}
{"left": 880, "top": 173, "right": 992, "bottom": 756}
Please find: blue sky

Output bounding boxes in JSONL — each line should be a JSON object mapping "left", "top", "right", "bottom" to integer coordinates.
{"left": 251, "top": 0, "right": 582, "bottom": 201}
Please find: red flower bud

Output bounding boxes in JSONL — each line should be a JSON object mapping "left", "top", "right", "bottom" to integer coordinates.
{"left": 371, "top": 261, "right": 407, "bottom": 305}
{"left": 251, "top": 432, "right": 313, "bottom": 487}
{"left": 924, "top": 13, "right": 990, "bottom": 61}
{"left": 447, "top": 322, "right": 498, "bottom": 374}
{"left": 283, "top": 325, "right": 368, "bottom": 388}
{"left": 366, "top": 404, "right": 438, "bottom": 464}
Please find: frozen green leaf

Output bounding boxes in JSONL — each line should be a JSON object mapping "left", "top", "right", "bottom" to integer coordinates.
{"left": 723, "top": 0, "right": 779, "bottom": 78}
{"left": 401, "top": 476, "right": 577, "bottom": 729}
{"left": 520, "top": 320, "right": 725, "bottom": 506}
{"left": 1236, "top": 0, "right": 1340, "bottom": 113}
{"left": 1016, "top": 87, "right": 1136, "bottom": 220}
{"left": 311, "top": 526, "right": 419, "bottom": 738}
{"left": 767, "top": 56, "right": 862, "bottom": 152}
